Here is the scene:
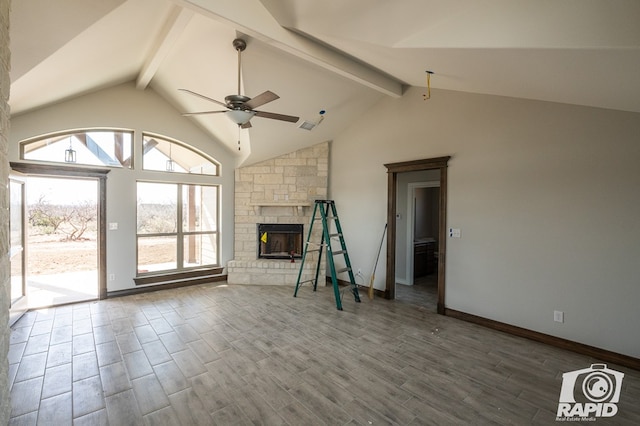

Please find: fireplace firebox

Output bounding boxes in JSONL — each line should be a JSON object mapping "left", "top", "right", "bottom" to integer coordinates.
{"left": 257, "top": 223, "right": 303, "bottom": 259}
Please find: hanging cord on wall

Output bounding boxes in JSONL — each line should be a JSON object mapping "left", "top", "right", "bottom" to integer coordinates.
{"left": 423, "top": 70, "right": 434, "bottom": 100}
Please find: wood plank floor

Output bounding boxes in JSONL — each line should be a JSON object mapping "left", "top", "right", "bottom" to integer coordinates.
{"left": 8, "top": 282, "right": 640, "bottom": 425}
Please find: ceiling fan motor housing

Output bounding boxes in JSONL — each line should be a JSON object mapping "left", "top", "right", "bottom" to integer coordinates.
{"left": 225, "top": 94, "right": 251, "bottom": 109}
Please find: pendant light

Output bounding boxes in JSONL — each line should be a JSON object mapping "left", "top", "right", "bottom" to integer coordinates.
{"left": 64, "top": 135, "right": 77, "bottom": 163}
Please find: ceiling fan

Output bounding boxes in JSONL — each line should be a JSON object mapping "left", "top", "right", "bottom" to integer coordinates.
{"left": 180, "top": 38, "right": 299, "bottom": 129}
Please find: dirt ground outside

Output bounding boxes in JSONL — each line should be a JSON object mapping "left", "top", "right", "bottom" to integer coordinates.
{"left": 27, "top": 232, "right": 174, "bottom": 275}
{"left": 28, "top": 234, "right": 98, "bottom": 275}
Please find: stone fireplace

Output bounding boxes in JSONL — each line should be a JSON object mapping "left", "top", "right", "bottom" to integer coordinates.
{"left": 227, "top": 142, "right": 328, "bottom": 285}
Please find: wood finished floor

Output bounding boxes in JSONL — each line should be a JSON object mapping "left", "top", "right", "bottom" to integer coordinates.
{"left": 395, "top": 274, "right": 438, "bottom": 311}
{"left": 8, "top": 282, "right": 640, "bottom": 425}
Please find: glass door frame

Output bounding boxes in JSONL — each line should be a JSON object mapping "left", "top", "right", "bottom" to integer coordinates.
{"left": 10, "top": 162, "right": 109, "bottom": 303}
{"left": 9, "top": 172, "right": 28, "bottom": 326}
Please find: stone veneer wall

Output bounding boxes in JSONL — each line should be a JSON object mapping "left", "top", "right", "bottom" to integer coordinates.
{"left": 227, "top": 142, "right": 329, "bottom": 285}
{"left": 0, "top": 0, "right": 11, "bottom": 423}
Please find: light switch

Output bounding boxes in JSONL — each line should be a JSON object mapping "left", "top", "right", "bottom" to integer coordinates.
{"left": 449, "top": 228, "right": 461, "bottom": 238}
{"left": 109, "top": 222, "right": 118, "bottom": 230}
{"left": 554, "top": 310, "right": 564, "bottom": 323}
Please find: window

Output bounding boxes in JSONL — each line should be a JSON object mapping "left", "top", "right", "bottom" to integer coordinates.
{"left": 142, "top": 133, "right": 219, "bottom": 176}
{"left": 136, "top": 181, "right": 219, "bottom": 275}
{"left": 21, "top": 129, "right": 133, "bottom": 168}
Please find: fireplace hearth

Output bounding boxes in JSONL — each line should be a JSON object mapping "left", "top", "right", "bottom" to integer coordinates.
{"left": 257, "top": 223, "right": 303, "bottom": 259}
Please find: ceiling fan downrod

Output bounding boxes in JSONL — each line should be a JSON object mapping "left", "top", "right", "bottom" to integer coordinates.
{"left": 233, "top": 38, "right": 247, "bottom": 96}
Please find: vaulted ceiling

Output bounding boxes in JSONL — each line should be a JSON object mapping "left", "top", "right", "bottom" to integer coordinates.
{"left": 10, "top": 0, "right": 640, "bottom": 165}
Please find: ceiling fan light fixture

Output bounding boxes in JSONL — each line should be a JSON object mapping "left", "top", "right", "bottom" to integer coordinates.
{"left": 226, "top": 109, "right": 256, "bottom": 125}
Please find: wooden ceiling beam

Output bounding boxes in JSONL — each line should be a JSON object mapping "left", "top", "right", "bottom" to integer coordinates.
{"left": 177, "top": 0, "right": 403, "bottom": 98}
{"left": 136, "top": 5, "right": 194, "bottom": 90}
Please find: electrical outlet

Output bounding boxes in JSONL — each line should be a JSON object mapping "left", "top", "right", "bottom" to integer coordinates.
{"left": 554, "top": 310, "right": 564, "bottom": 323}
{"left": 109, "top": 274, "right": 116, "bottom": 281}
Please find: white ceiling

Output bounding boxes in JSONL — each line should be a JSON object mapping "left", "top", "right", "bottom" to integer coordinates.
{"left": 10, "top": 0, "right": 640, "bottom": 165}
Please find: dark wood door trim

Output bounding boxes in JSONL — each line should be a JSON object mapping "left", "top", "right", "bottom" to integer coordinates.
{"left": 10, "top": 162, "right": 109, "bottom": 300}
{"left": 384, "top": 156, "right": 450, "bottom": 314}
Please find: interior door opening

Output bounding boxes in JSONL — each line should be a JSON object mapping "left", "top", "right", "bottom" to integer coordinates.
{"left": 395, "top": 177, "right": 441, "bottom": 310}
{"left": 26, "top": 176, "right": 99, "bottom": 308}
{"left": 384, "top": 156, "right": 450, "bottom": 314}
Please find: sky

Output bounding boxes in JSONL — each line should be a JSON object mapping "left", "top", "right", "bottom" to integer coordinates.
{"left": 26, "top": 176, "right": 98, "bottom": 206}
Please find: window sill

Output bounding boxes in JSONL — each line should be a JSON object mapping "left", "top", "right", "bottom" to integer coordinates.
{"left": 134, "top": 267, "right": 224, "bottom": 286}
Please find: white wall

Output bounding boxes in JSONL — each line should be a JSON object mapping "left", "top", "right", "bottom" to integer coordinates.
{"left": 9, "top": 82, "right": 236, "bottom": 292}
{"left": 331, "top": 86, "right": 640, "bottom": 358}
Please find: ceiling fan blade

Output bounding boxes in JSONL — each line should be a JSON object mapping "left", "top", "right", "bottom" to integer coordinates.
{"left": 254, "top": 110, "right": 299, "bottom": 123}
{"left": 179, "top": 89, "right": 229, "bottom": 108}
{"left": 182, "top": 110, "right": 227, "bottom": 116}
{"left": 241, "top": 121, "right": 252, "bottom": 129}
{"left": 243, "top": 91, "right": 279, "bottom": 110}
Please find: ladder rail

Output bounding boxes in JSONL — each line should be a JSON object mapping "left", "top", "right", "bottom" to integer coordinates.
{"left": 328, "top": 201, "right": 361, "bottom": 303}
{"left": 321, "top": 201, "right": 344, "bottom": 310}
{"left": 294, "top": 201, "right": 320, "bottom": 296}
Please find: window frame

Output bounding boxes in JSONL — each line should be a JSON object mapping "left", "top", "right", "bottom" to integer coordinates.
{"left": 135, "top": 180, "right": 220, "bottom": 277}
{"left": 20, "top": 128, "right": 134, "bottom": 169}
{"left": 141, "top": 132, "right": 220, "bottom": 176}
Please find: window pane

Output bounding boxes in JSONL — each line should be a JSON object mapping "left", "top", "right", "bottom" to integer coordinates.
{"left": 137, "top": 182, "right": 177, "bottom": 233}
{"left": 183, "top": 233, "right": 217, "bottom": 268}
{"left": 142, "top": 134, "right": 219, "bottom": 176}
{"left": 136, "top": 181, "right": 220, "bottom": 276}
{"left": 22, "top": 130, "right": 133, "bottom": 168}
{"left": 182, "top": 185, "right": 217, "bottom": 232}
{"left": 137, "top": 236, "right": 177, "bottom": 273}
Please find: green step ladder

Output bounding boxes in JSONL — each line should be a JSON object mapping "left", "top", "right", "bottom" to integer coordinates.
{"left": 293, "top": 200, "right": 361, "bottom": 310}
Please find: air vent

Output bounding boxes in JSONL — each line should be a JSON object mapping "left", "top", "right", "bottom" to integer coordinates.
{"left": 298, "top": 110, "right": 326, "bottom": 131}
{"left": 298, "top": 121, "right": 316, "bottom": 131}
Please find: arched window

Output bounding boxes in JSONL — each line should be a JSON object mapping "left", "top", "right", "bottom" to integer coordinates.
{"left": 21, "top": 129, "right": 133, "bottom": 168}
{"left": 142, "top": 133, "right": 219, "bottom": 176}
{"left": 137, "top": 133, "right": 221, "bottom": 276}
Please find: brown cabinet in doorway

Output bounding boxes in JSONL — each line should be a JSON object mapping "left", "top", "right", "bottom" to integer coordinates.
{"left": 414, "top": 239, "right": 436, "bottom": 278}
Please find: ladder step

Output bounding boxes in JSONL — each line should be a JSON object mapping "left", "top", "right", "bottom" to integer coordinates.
{"left": 336, "top": 267, "right": 351, "bottom": 274}
{"left": 329, "top": 233, "right": 342, "bottom": 238}
{"left": 332, "top": 250, "right": 345, "bottom": 255}
{"left": 298, "top": 279, "right": 316, "bottom": 285}
{"left": 306, "top": 248, "right": 321, "bottom": 253}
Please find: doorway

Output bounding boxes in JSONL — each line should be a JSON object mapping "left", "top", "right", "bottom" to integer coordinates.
{"left": 406, "top": 181, "right": 440, "bottom": 285}
{"left": 10, "top": 162, "right": 109, "bottom": 309}
{"left": 393, "top": 181, "right": 441, "bottom": 309}
{"left": 26, "top": 176, "right": 99, "bottom": 308}
{"left": 384, "top": 157, "right": 450, "bottom": 314}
